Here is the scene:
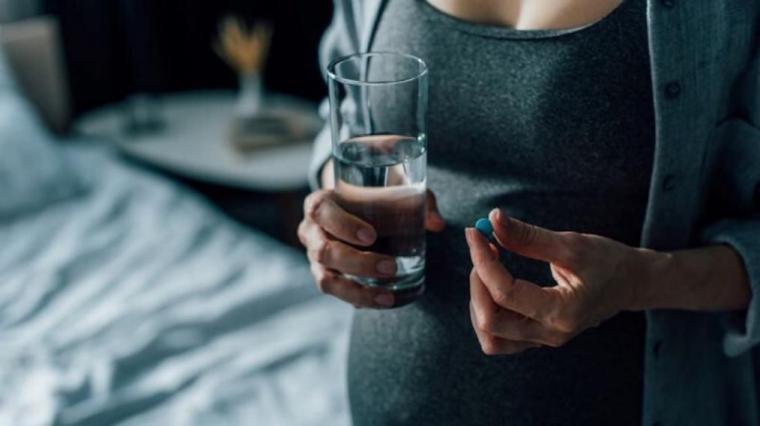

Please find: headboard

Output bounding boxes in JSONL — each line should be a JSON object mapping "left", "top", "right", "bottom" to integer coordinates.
{"left": 0, "top": 15, "right": 71, "bottom": 133}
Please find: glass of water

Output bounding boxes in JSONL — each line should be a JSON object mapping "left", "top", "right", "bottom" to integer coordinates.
{"left": 327, "top": 52, "right": 429, "bottom": 307}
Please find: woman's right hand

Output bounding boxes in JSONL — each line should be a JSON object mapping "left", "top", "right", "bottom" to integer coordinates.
{"left": 298, "top": 188, "right": 445, "bottom": 308}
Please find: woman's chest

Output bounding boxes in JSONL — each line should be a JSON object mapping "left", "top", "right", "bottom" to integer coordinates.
{"left": 371, "top": 0, "right": 655, "bottom": 195}
{"left": 425, "top": 0, "right": 624, "bottom": 30}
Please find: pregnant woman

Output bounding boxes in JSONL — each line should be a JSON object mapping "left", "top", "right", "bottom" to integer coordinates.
{"left": 298, "top": 0, "right": 760, "bottom": 424}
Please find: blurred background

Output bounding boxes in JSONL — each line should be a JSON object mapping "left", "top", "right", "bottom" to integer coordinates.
{"left": 37, "top": 0, "right": 330, "bottom": 113}
{"left": 0, "top": 1, "right": 358, "bottom": 425}
{"left": 3, "top": 0, "right": 334, "bottom": 244}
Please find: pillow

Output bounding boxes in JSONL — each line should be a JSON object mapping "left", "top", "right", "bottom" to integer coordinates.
{"left": 0, "top": 41, "right": 15, "bottom": 89}
{"left": 0, "top": 48, "right": 83, "bottom": 219}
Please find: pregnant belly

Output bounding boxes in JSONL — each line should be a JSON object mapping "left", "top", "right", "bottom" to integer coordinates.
{"left": 346, "top": 230, "right": 645, "bottom": 426}
{"left": 347, "top": 302, "right": 644, "bottom": 425}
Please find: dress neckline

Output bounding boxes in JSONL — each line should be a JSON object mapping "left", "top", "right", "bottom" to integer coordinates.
{"left": 419, "top": 0, "right": 631, "bottom": 40}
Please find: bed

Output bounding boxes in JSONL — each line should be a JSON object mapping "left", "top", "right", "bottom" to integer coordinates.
{"left": 0, "top": 45, "right": 352, "bottom": 425}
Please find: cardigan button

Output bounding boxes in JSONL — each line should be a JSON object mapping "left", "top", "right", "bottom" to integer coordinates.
{"left": 665, "top": 81, "right": 681, "bottom": 99}
{"left": 660, "top": 0, "right": 675, "bottom": 8}
{"left": 662, "top": 175, "right": 676, "bottom": 192}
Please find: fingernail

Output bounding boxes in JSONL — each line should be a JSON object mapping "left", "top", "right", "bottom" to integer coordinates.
{"left": 377, "top": 260, "right": 396, "bottom": 275}
{"left": 490, "top": 208, "right": 502, "bottom": 222}
{"left": 356, "top": 228, "right": 375, "bottom": 244}
{"left": 464, "top": 228, "right": 475, "bottom": 244}
{"left": 374, "top": 293, "right": 394, "bottom": 307}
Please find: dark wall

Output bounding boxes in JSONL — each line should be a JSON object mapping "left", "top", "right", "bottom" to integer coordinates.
{"left": 43, "top": 0, "right": 333, "bottom": 117}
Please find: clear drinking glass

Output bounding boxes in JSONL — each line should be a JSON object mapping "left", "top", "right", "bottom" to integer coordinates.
{"left": 327, "top": 52, "right": 429, "bottom": 307}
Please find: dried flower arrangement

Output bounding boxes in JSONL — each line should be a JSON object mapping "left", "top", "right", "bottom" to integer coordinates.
{"left": 213, "top": 16, "right": 273, "bottom": 76}
{"left": 212, "top": 16, "right": 318, "bottom": 153}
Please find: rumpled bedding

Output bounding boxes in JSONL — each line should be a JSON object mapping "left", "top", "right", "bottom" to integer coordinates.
{"left": 0, "top": 146, "right": 352, "bottom": 426}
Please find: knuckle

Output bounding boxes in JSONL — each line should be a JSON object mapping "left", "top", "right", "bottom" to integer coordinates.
{"left": 317, "top": 273, "right": 335, "bottom": 294}
{"left": 353, "top": 293, "right": 374, "bottom": 309}
{"left": 303, "top": 192, "right": 316, "bottom": 215}
{"left": 304, "top": 191, "right": 328, "bottom": 221}
{"left": 472, "top": 256, "right": 488, "bottom": 269}
{"left": 474, "top": 311, "right": 494, "bottom": 334}
{"left": 545, "top": 333, "right": 570, "bottom": 348}
{"left": 553, "top": 313, "right": 580, "bottom": 334}
{"left": 312, "top": 268, "right": 329, "bottom": 292}
{"left": 561, "top": 231, "right": 583, "bottom": 247}
{"left": 560, "top": 232, "right": 588, "bottom": 264}
{"left": 315, "top": 239, "right": 332, "bottom": 264}
{"left": 358, "top": 251, "right": 378, "bottom": 269}
{"left": 481, "top": 337, "right": 500, "bottom": 356}
{"left": 491, "top": 286, "right": 515, "bottom": 308}
{"left": 366, "top": 291, "right": 386, "bottom": 308}
{"left": 296, "top": 221, "right": 309, "bottom": 245}
{"left": 469, "top": 268, "right": 478, "bottom": 282}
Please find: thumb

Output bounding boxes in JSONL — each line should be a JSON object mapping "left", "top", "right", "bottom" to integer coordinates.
{"left": 489, "top": 209, "right": 568, "bottom": 263}
{"left": 425, "top": 190, "right": 446, "bottom": 232}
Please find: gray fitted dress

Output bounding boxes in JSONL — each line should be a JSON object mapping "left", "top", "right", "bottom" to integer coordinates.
{"left": 347, "top": 0, "right": 654, "bottom": 424}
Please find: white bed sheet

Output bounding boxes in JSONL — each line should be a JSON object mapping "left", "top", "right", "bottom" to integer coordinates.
{"left": 0, "top": 146, "right": 352, "bottom": 426}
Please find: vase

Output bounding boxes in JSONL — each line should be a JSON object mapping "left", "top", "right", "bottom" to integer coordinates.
{"left": 236, "top": 73, "right": 263, "bottom": 118}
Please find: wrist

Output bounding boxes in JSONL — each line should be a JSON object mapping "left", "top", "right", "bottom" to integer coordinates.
{"left": 627, "top": 247, "right": 674, "bottom": 311}
{"left": 626, "top": 245, "right": 750, "bottom": 312}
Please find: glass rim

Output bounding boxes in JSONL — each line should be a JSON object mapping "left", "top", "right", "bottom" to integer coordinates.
{"left": 326, "top": 51, "right": 428, "bottom": 87}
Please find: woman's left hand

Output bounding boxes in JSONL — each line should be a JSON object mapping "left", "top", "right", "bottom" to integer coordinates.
{"left": 465, "top": 209, "right": 654, "bottom": 355}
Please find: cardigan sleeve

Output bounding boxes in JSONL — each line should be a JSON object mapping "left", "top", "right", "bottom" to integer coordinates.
{"left": 307, "top": 0, "right": 363, "bottom": 190}
{"left": 699, "top": 43, "right": 760, "bottom": 357}
{"left": 700, "top": 217, "right": 760, "bottom": 356}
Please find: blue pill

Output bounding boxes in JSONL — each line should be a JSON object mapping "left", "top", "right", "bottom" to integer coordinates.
{"left": 474, "top": 218, "right": 493, "bottom": 238}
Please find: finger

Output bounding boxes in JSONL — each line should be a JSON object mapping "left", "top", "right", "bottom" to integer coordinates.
{"left": 304, "top": 190, "right": 376, "bottom": 246}
{"left": 469, "top": 267, "right": 500, "bottom": 331}
{"left": 307, "top": 237, "right": 397, "bottom": 278}
{"left": 425, "top": 190, "right": 446, "bottom": 232}
{"left": 310, "top": 263, "right": 395, "bottom": 308}
{"left": 489, "top": 209, "right": 570, "bottom": 264}
{"left": 500, "top": 314, "right": 571, "bottom": 347}
{"left": 462, "top": 227, "right": 499, "bottom": 262}
{"left": 466, "top": 228, "right": 558, "bottom": 321}
{"left": 469, "top": 303, "right": 540, "bottom": 355}
{"left": 301, "top": 222, "right": 396, "bottom": 277}
{"left": 491, "top": 309, "right": 567, "bottom": 346}
{"left": 486, "top": 241, "right": 499, "bottom": 259}
{"left": 470, "top": 268, "right": 559, "bottom": 345}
